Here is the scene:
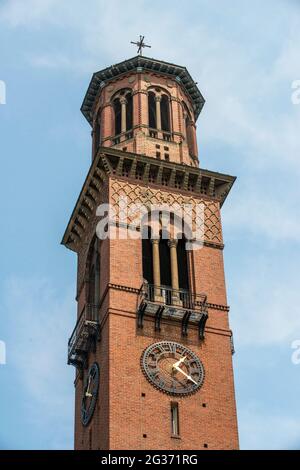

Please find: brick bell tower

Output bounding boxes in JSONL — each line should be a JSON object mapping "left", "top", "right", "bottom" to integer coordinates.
{"left": 62, "top": 50, "right": 239, "bottom": 450}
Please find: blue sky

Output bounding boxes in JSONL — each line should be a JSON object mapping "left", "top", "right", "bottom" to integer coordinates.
{"left": 0, "top": 0, "right": 300, "bottom": 450}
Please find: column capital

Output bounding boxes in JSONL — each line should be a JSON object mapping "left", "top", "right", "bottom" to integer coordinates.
{"left": 119, "top": 96, "right": 127, "bottom": 105}
{"left": 154, "top": 95, "right": 162, "bottom": 102}
{"left": 151, "top": 238, "right": 160, "bottom": 245}
{"left": 168, "top": 239, "right": 178, "bottom": 248}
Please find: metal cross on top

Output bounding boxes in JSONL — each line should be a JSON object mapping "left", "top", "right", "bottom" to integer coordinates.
{"left": 130, "top": 35, "right": 151, "bottom": 55}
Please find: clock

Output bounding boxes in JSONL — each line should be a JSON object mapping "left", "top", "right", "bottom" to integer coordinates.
{"left": 81, "top": 362, "right": 100, "bottom": 426}
{"left": 141, "top": 341, "right": 204, "bottom": 396}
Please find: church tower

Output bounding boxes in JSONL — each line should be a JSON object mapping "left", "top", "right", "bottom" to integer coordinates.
{"left": 62, "top": 48, "right": 239, "bottom": 450}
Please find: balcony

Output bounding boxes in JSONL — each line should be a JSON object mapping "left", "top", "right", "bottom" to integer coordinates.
{"left": 68, "top": 304, "right": 100, "bottom": 369}
{"left": 137, "top": 283, "right": 208, "bottom": 339}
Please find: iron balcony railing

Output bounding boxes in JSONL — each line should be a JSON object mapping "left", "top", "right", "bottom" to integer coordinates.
{"left": 67, "top": 303, "right": 99, "bottom": 367}
{"left": 137, "top": 283, "right": 208, "bottom": 338}
{"left": 140, "top": 283, "right": 207, "bottom": 310}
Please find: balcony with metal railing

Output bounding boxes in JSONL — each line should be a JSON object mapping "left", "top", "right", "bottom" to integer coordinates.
{"left": 68, "top": 303, "right": 100, "bottom": 369}
{"left": 137, "top": 283, "right": 208, "bottom": 339}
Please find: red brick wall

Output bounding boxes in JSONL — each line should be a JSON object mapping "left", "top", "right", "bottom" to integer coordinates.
{"left": 71, "top": 66, "right": 238, "bottom": 447}
{"left": 108, "top": 312, "right": 238, "bottom": 450}
{"left": 72, "top": 173, "right": 239, "bottom": 449}
{"left": 74, "top": 320, "right": 110, "bottom": 450}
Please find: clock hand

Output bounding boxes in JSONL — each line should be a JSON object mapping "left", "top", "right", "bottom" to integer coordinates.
{"left": 172, "top": 356, "right": 186, "bottom": 369}
{"left": 171, "top": 356, "right": 198, "bottom": 385}
{"left": 85, "top": 376, "right": 93, "bottom": 397}
{"left": 174, "top": 365, "right": 198, "bottom": 385}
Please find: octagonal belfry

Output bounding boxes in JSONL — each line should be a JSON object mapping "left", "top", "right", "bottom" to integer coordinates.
{"left": 81, "top": 56, "right": 205, "bottom": 166}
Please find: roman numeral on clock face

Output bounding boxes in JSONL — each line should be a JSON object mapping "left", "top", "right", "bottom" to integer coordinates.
{"left": 168, "top": 343, "right": 177, "bottom": 354}
{"left": 157, "top": 378, "right": 165, "bottom": 388}
{"left": 149, "top": 368, "right": 159, "bottom": 378}
{"left": 141, "top": 341, "right": 204, "bottom": 396}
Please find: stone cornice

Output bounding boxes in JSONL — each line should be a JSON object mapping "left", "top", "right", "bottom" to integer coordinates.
{"left": 81, "top": 55, "right": 205, "bottom": 125}
{"left": 61, "top": 146, "right": 235, "bottom": 251}
{"left": 103, "top": 146, "right": 235, "bottom": 205}
{"left": 61, "top": 155, "right": 108, "bottom": 252}
{"left": 76, "top": 281, "right": 230, "bottom": 313}
{"left": 107, "top": 283, "right": 230, "bottom": 312}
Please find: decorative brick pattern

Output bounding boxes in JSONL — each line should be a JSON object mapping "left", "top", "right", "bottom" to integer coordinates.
{"left": 110, "top": 179, "right": 223, "bottom": 245}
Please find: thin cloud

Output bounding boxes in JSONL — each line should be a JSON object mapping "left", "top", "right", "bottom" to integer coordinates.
{"left": 0, "top": 0, "right": 60, "bottom": 27}
{"left": 229, "top": 253, "right": 300, "bottom": 347}
{"left": 239, "top": 405, "right": 300, "bottom": 450}
{"left": 2, "top": 277, "right": 74, "bottom": 449}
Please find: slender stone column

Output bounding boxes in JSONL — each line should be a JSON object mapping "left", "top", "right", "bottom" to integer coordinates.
{"left": 151, "top": 239, "right": 162, "bottom": 300}
{"left": 120, "top": 97, "right": 127, "bottom": 134}
{"left": 168, "top": 239, "right": 182, "bottom": 305}
{"left": 155, "top": 95, "right": 162, "bottom": 130}
{"left": 168, "top": 239, "right": 179, "bottom": 291}
{"left": 151, "top": 239, "right": 161, "bottom": 286}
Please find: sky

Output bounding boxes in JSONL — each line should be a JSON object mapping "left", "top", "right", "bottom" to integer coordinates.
{"left": 0, "top": 0, "right": 300, "bottom": 450}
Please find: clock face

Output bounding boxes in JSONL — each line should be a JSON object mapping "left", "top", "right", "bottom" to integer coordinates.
{"left": 141, "top": 341, "right": 204, "bottom": 396}
{"left": 81, "top": 362, "right": 100, "bottom": 426}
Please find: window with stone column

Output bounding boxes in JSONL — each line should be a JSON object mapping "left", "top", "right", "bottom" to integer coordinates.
{"left": 159, "top": 229, "right": 172, "bottom": 288}
{"left": 112, "top": 89, "right": 133, "bottom": 141}
{"left": 182, "top": 101, "right": 195, "bottom": 159}
{"left": 148, "top": 91, "right": 156, "bottom": 131}
{"left": 147, "top": 88, "right": 171, "bottom": 140}
{"left": 141, "top": 213, "right": 190, "bottom": 304}
{"left": 113, "top": 98, "right": 121, "bottom": 136}
{"left": 160, "top": 94, "right": 170, "bottom": 132}
{"left": 142, "top": 225, "right": 153, "bottom": 285}
{"left": 177, "top": 235, "right": 189, "bottom": 290}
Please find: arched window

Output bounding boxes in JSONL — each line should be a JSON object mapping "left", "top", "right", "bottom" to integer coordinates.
{"left": 113, "top": 98, "right": 121, "bottom": 136}
{"left": 94, "top": 111, "right": 101, "bottom": 152}
{"left": 148, "top": 91, "right": 156, "bottom": 129}
{"left": 177, "top": 236, "right": 189, "bottom": 290}
{"left": 126, "top": 93, "right": 133, "bottom": 131}
{"left": 185, "top": 115, "right": 193, "bottom": 155}
{"left": 161, "top": 95, "right": 170, "bottom": 132}
{"left": 142, "top": 226, "right": 153, "bottom": 284}
{"left": 85, "top": 238, "right": 101, "bottom": 307}
{"left": 183, "top": 102, "right": 194, "bottom": 157}
{"left": 159, "top": 229, "right": 172, "bottom": 288}
{"left": 112, "top": 89, "right": 133, "bottom": 138}
{"left": 141, "top": 214, "right": 191, "bottom": 305}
